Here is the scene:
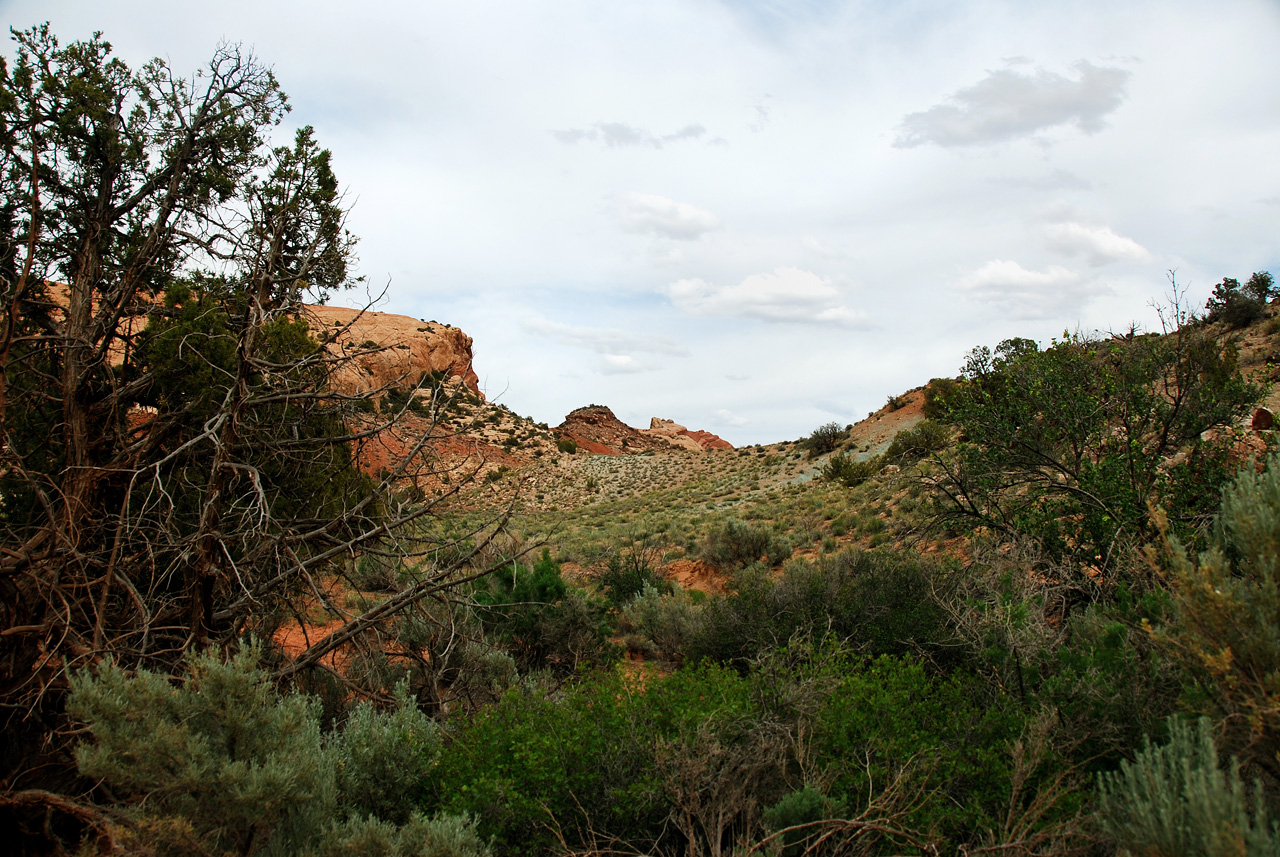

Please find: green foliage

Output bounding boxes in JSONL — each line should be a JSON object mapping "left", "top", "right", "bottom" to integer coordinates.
{"left": 599, "top": 544, "right": 668, "bottom": 606}
{"left": 311, "top": 813, "right": 491, "bottom": 857}
{"left": 1097, "top": 717, "right": 1279, "bottom": 857}
{"left": 821, "top": 452, "right": 880, "bottom": 487}
{"left": 1206, "top": 273, "right": 1273, "bottom": 329}
{"left": 1161, "top": 451, "right": 1280, "bottom": 779}
{"left": 922, "top": 377, "right": 961, "bottom": 421}
{"left": 473, "top": 550, "right": 615, "bottom": 674}
{"left": 805, "top": 421, "right": 846, "bottom": 457}
{"left": 762, "top": 787, "right": 848, "bottom": 857}
{"left": 557, "top": 437, "right": 578, "bottom": 454}
{"left": 935, "top": 324, "right": 1262, "bottom": 567}
{"left": 883, "top": 419, "right": 950, "bottom": 465}
{"left": 334, "top": 683, "right": 441, "bottom": 824}
{"left": 619, "top": 583, "right": 699, "bottom": 662}
{"left": 700, "top": 518, "right": 793, "bottom": 568}
{"left": 69, "top": 645, "right": 335, "bottom": 856}
{"left": 811, "top": 655, "right": 1025, "bottom": 843}
{"left": 686, "top": 550, "right": 956, "bottom": 667}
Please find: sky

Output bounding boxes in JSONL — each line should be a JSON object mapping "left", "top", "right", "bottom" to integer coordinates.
{"left": 4, "top": 0, "right": 1279, "bottom": 444}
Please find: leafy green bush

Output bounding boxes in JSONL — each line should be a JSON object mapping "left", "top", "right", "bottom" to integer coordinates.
{"left": 70, "top": 645, "right": 335, "bottom": 856}
{"left": 1097, "top": 717, "right": 1279, "bottom": 857}
{"left": 311, "top": 813, "right": 491, "bottom": 857}
{"left": 804, "top": 421, "right": 845, "bottom": 457}
{"left": 556, "top": 437, "right": 578, "bottom": 454}
{"left": 335, "top": 683, "right": 441, "bottom": 824}
{"left": 922, "top": 377, "right": 961, "bottom": 421}
{"left": 432, "top": 663, "right": 759, "bottom": 855}
{"left": 883, "top": 419, "right": 949, "bottom": 464}
{"left": 821, "top": 453, "right": 880, "bottom": 487}
{"left": 598, "top": 544, "right": 668, "bottom": 606}
{"left": 934, "top": 326, "right": 1261, "bottom": 567}
{"left": 685, "top": 550, "right": 957, "bottom": 667}
{"left": 473, "top": 550, "right": 615, "bottom": 673}
{"left": 1206, "top": 274, "right": 1271, "bottom": 329}
{"left": 619, "top": 583, "right": 699, "bottom": 662}
{"left": 701, "top": 519, "right": 792, "bottom": 568}
{"left": 762, "top": 787, "right": 848, "bottom": 857}
{"left": 812, "top": 655, "right": 1025, "bottom": 843}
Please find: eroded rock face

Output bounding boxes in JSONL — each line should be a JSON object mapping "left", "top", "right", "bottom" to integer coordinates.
{"left": 303, "top": 305, "right": 482, "bottom": 399}
{"left": 557, "top": 406, "right": 667, "bottom": 455}
{"left": 556, "top": 407, "right": 733, "bottom": 455}
{"left": 644, "top": 417, "right": 733, "bottom": 451}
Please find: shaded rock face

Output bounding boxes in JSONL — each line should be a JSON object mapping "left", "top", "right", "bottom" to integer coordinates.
{"left": 556, "top": 407, "right": 733, "bottom": 455}
{"left": 303, "top": 305, "right": 482, "bottom": 399}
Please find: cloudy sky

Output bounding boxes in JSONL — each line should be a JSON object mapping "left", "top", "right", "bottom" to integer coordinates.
{"left": 5, "top": 1, "right": 1279, "bottom": 444}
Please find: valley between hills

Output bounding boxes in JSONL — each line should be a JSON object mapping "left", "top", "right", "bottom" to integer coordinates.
{"left": 6, "top": 25, "right": 1280, "bottom": 857}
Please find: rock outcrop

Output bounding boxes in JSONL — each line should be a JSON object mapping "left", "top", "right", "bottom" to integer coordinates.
{"left": 644, "top": 418, "right": 734, "bottom": 451}
{"left": 304, "top": 305, "right": 482, "bottom": 399}
{"left": 556, "top": 408, "right": 733, "bottom": 455}
{"left": 557, "top": 406, "right": 667, "bottom": 455}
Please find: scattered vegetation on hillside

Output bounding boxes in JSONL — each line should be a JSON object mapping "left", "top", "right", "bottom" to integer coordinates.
{"left": 6, "top": 24, "right": 1280, "bottom": 857}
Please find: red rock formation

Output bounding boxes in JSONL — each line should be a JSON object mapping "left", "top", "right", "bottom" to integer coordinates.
{"left": 557, "top": 406, "right": 667, "bottom": 455}
{"left": 644, "top": 418, "right": 733, "bottom": 451}
{"left": 556, "top": 408, "right": 733, "bottom": 455}
{"left": 304, "top": 305, "right": 482, "bottom": 398}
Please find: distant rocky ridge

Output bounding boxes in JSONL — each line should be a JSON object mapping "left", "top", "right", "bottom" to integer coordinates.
{"left": 556, "top": 406, "right": 732, "bottom": 455}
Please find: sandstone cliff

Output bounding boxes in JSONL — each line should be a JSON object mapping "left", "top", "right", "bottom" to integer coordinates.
{"left": 304, "top": 305, "right": 483, "bottom": 399}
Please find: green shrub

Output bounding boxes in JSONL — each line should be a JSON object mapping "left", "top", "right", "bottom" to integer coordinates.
{"left": 1097, "top": 717, "right": 1279, "bottom": 857}
{"left": 883, "top": 419, "right": 949, "bottom": 464}
{"left": 1161, "top": 450, "right": 1280, "bottom": 776}
{"left": 311, "top": 812, "right": 491, "bottom": 857}
{"left": 1206, "top": 275, "right": 1271, "bottom": 329}
{"left": 922, "top": 377, "right": 961, "bottom": 421}
{"left": 822, "top": 453, "right": 880, "bottom": 487}
{"left": 701, "top": 519, "right": 792, "bottom": 568}
{"left": 762, "top": 787, "right": 847, "bottom": 857}
{"left": 473, "top": 550, "right": 615, "bottom": 674}
{"left": 598, "top": 546, "right": 668, "bottom": 606}
{"left": 685, "top": 550, "right": 956, "bottom": 667}
{"left": 335, "top": 682, "right": 441, "bottom": 824}
{"left": 556, "top": 437, "right": 578, "bottom": 454}
{"left": 804, "top": 421, "right": 845, "bottom": 457}
{"left": 619, "top": 583, "right": 699, "bottom": 661}
{"left": 70, "top": 644, "right": 334, "bottom": 856}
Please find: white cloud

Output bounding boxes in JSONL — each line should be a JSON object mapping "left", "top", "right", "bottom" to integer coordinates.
{"left": 894, "top": 61, "right": 1130, "bottom": 148}
{"left": 521, "top": 317, "right": 688, "bottom": 357}
{"left": 956, "top": 260, "right": 1110, "bottom": 318}
{"left": 713, "top": 408, "right": 749, "bottom": 427}
{"left": 600, "top": 354, "right": 652, "bottom": 374}
{"left": 1044, "top": 222, "right": 1151, "bottom": 266}
{"left": 801, "top": 236, "right": 847, "bottom": 259}
{"left": 552, "top": 121, "right": 706, "bottom": 149}
{"left": 615, "top": 192, "right": 721, "bottom": 241}
{"left": 664, "top": 266, "right": 866, "bottom": 326}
